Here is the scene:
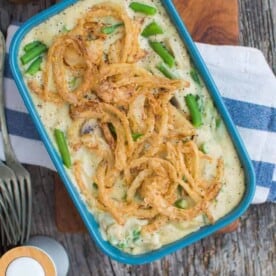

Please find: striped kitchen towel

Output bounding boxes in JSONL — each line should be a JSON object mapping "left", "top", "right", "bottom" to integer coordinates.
{"left": 1, "top": 25, "right": 276, "bottom": 203}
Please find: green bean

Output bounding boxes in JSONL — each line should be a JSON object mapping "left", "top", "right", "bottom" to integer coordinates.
{"left": 190, "top": 68, "right": 202, "bottom": 86}
{"left": 199, "top": 143, "right": 208, "bottom": 154}
{"left": 69, "top": 77, "right": 78, "bottom": 89}
{"left": 93, "top": 182, "right": 98, "bottom": 189}
{"left": 21, "top": 43, "right": 47, "bottom": 65}
{"left": 54, "top": 128, "right": 72, "bottom": 168}
{"left": 101, "top": 23, "right": 123, "bottom": 34}
{"left": 62, "top": 25, "right": 70, "bottom": 33}
{"left": 174, "top": 198, "right": 188, "bottom": 209}
{"left": 122, "top": 193, "right": 127, "bottom": 201}
{"left": 185, "top": 94, "right": 203, "bottom": 127}
{"left": 157, "top": 62, "right": 178, "bottom": 79}
{"left": 117, "top": 242, "right": 127, "bottom": 249}
{"left": 129, "top": 2, "right": 157, "bottom": 15}
{"left": 23, "top": 41, "right": 42, "bottom": 52}
{"left": 25, "top": 57, "right": 42, "bottom": 76}
{"left": 202, "top": 214, "right": 209, "bottom": 224}
{"left": 216, "top": 117, "right": 222, "bottom": 129}
{"left": 108, "top": 123, "right": 117, "bottom": 139}
{"left": 141, "top": 21, "right": 163, "bottom": 37}
{"left": 149, "top": 41, "right": 175, "bottom": 68}
{"left": 132, "top": 133, "right": 143, "bottom": 141}
{"left": 132, "top": 229, "right": 141, "bottom": 242}
{"left": 177, "top": 185, "right": 183, "bottom": 195}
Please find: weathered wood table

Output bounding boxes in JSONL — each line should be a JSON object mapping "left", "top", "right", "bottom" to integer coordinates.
{"left": 0, "top": 0, "right": 275, "bottom": 275}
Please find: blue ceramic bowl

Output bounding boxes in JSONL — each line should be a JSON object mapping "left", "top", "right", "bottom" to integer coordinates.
{"left": 9, "top": 0, "right": 255, "bottom": 264}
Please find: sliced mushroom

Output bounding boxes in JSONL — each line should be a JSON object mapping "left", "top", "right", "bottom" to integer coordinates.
{"left": 170, "top": 96, "right": 181, "bottom": 109}
{"left": 81, "top": 118, "right": 101, "bottom": 136}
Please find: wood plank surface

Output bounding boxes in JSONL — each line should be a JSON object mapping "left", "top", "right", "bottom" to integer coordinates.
{"left": 54, "top": 0, "right": 240, "bottom": 234}
{"left": 55, "top": 175, "right": 86, "bottom": 232}
{"left": 174, "top": 0, "right": 239, "bottom": 45}
{"left": 239, "top": 0, "right": 276, "bottom": 74}
{"left": 0, "top": 0, "right": 275, "bottom": 275}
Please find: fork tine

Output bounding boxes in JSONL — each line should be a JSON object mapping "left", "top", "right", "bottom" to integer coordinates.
{"left": 0, "top": 172, "right": 21, "bottom": 235}
{"left": 19, "top": 177, "right": 27, "bottom": 244}
{"left": 0, "top": 210, "right": 12, "bottom": 249}
{"left": 0, "top": 194, "right": 15, "bottom": 254}
{"left": 0, "top": 181, "right": 21, "bottom": 244}
{"left": 25, "top": 175, "right": 32, "bottom": 242}
{"left": 0, "top": 196, "right": 17, "bottom": 245}
{"left": 3, "top": 179, "right": 13, "bottom": 203}
{"left": 0, "top": 204, "right": 17, "bottom": 245}
{"left": 0, "top": 224, "right": 6, "bottom": 255}
{"left": 10, "top": 176, "right": 21, "bottom": 227}
{"left": 0, "top": 181, "right": 21, "bottom": 242}
{"left": 0, "top": 201, "right": 13, "bottom": 245}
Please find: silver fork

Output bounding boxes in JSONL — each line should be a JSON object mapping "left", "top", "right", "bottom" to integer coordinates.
{"left": 0, "top": 160, "right": 21, "bottom": 251}
{"left": 0, "top": 30, "right": 32, "bottom": 244}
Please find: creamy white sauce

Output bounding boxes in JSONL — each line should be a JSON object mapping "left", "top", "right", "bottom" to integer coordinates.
{"left": 20, "top": 0, "right": 245, "bottom": 254}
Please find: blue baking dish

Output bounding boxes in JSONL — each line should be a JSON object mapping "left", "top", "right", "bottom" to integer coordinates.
{"left": 9, "top": 0, "right": 255, "bottom": 264}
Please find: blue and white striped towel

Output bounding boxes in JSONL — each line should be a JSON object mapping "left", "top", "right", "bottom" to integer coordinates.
{"left": 1, "top": 25, "right": 276, "bottom": 204}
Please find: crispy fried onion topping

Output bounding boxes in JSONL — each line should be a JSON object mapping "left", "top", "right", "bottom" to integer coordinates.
{"left": 68, "top": 96, "right": 224, "bottom": 233}
{"left": 28, "top": 3, "right": 224, "bottom": 235}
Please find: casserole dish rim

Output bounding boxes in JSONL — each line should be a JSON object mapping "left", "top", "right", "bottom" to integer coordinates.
{"left": 9, "top": 0, "right": 256, "bottom": 264}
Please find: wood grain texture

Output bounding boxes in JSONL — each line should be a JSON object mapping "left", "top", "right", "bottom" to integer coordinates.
{"left": 0, "top": 0, "right": 275, "bottom": 275}
{"left": 239, "top": 0, "right": 276, "bottom": 74}
{"left": 54, "top": 175, "right": 86, "bottom": 233}
{"left": 173, "top": 0, "right": 239, "bottom": 45}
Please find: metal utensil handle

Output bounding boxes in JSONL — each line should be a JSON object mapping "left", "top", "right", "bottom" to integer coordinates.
{"left": 0, "top": 31, "right": 17, "bottom": 164}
